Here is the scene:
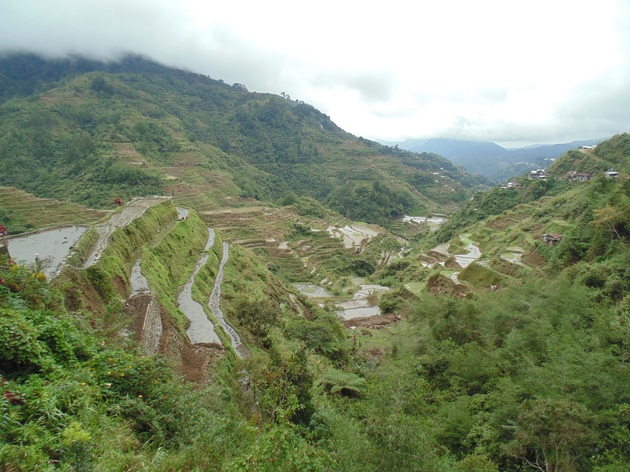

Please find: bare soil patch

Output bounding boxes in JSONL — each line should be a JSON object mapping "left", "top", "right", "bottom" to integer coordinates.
{"left": 427, "top": 273, "right": 469, "bottom": 297}
{"left": 343, "top": 313, "right": 401, "bottom": 329}
{"left": 160, "top": 317, "right": 224, "bottom": 383}
{"left": 523, "top": 247, "right": 545, "bottom": 268}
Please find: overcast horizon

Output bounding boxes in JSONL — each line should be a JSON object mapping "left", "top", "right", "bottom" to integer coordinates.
{"left": 2, "top": 0, "right": 630, "bottom": 148}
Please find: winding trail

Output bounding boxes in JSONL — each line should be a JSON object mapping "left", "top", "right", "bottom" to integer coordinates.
{"left": 84, "top": 197, "right": 172, "bottom": 268}
{"left": 180, "top": 229, "right": 222, "bottom": 345}
{"left": 209, "top": 242, "right": 245, "bottom": 358}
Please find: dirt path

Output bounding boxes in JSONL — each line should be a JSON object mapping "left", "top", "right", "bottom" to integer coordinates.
{"left": 208, "top": 242, "right": 245, "bottom": 358}
{"left": 84, "top": 197, "right": 172, "bottom": 268}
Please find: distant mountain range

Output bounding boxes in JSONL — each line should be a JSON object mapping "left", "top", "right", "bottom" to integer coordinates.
{"left": 396, "top": 138, "right": 606, "bottom": 182}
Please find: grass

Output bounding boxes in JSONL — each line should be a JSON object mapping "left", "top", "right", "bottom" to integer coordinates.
{"left": 458, "top": 262, "right": 504, "bottom": 288}
{"left": 352, "top": 319, "right": 409, "bottom": 353}
{"left": 403, "top": 282, "right": 426, "bottom": 298}
{"left": 0, "top": 186, "right": 109, "bottom": 234}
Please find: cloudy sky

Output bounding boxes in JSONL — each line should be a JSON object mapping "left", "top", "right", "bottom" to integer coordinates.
{"left": 2, "top": 0, "right": 630, "bottom": 146}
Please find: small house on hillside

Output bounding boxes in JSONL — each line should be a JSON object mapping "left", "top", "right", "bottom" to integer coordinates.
{"left": 542, "top": 233, "right": 562, "bottom": 246}
{"left": 605, "top": 170, "right": 619, "bottom": 179}
{"left": 529, "top": 169, "right": 547, "bottom": 180}
{"left": 500, "top": 180, "right": 521, "bottom": 190}
{"left": 566, "top": 171, "right": 592, "bottom": 182}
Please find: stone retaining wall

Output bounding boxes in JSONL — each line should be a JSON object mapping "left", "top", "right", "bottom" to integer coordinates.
{"left": 140, "top": 296, "right": 163, "bottom": 355}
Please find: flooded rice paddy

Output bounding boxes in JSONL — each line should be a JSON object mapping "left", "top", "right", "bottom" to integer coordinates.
{"left": 326, "top": 224, "right": 379, "bottom": 249}
{"left": 293, "top": 283, "right": 332, "bottom": 298}
{"left": 208, "top": 242, "right": 244, "bottom": 357}
{"left": 335, "top": 284, "right": 390, "bottom": 320}
{"left": 129, "top": 260, "right": 150, "bottom": 296}
{"left": 180, "top": 229, "right": 222, "bottom": 345}
{"left": 7, "top": 225, "right": 87, "bottom": 279}
{"left": 176, "top": 207, "right": 189, "bottom": 220}
{"left": 84, "top": 196, "right": 171, "bottom": 268}
{"left": 338, "top": 306, "right": 382, "bottom": 319}
{"left": 293, "top": 281, "right": 389, "bottom": 320}
{"left": 403, "top": 215, "right": 448, "bottom": 225}
{"left": 453, "top": 243, "right": 481, "bottom": 268}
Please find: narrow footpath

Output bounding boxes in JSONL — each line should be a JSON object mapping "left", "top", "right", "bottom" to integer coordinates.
{"left": 84, "top": 196, "right": 172, "bottom": 268}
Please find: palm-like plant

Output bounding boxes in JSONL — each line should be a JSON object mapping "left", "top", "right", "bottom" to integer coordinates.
{"left": 320, "top": 370, "right": 366, "bottom": 398}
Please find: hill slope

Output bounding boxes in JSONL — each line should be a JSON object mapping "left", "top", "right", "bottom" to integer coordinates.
{"left": 0, "top": 53, "right": 485, "bottom": 226}
{"left": 2, "top": 133, "right": 629, "bottom": 471}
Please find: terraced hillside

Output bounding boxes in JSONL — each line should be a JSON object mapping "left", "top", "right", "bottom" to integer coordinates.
{"left": 0, "top": 186, "right": 110, "bottom": 233}
{"left": 379, "top": 139, "right": 629, "bottom": 303}
{"left": 0, "top": 53, "right": 485, "bottom": 226}
{"left": 43, "top": 198, "right": 228, "bottom": 373}
{"left": 201, "top": 203, "right": 402, "bottom": 292}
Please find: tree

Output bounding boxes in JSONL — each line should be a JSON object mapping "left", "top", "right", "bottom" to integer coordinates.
{"left": 593, "top": 205, "right": 626, "bottom": 241}
{"left": 506, "top": 398, "right": 595, "bottom": 472}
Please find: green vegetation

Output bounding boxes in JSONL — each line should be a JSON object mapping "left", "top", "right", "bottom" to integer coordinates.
{"left": 0, "top": 187, "right": 108, "bottom": 234}
{"left": 337, "top": 277, "right": 630, "bottom": 471}
{"left": 548, "top": 133, "right": 630, "bottom": 177}
{"left": 1, "top": 54, "right": 630, "bottom": 471}
{"left": 0, "top": 53, "right": 481, "bottom": 227}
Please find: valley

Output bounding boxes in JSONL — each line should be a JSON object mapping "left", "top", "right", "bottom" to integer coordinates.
{"left": 1, "top": 54, "right": 629, "bottom": 472}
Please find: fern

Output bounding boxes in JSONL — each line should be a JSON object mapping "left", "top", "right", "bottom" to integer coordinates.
{"left": 321, "top": 370, "right": 366, "bottom": 398}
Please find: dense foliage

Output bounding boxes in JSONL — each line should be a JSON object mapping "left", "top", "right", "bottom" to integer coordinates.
{"left": 329, "top": 277, "right": 630, "bottom": 471}
{"left": 1, "top": 54, "right": 629, "bottom": 471}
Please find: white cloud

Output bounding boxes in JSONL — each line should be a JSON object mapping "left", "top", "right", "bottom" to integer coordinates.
{"left": 1, "top": 0, "right": 629, "bottom": 145}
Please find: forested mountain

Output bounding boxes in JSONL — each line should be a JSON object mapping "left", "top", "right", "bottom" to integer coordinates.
{"left": 1, "top": 53, "right": 629, "bottom": 471}
{"left": 0, "top": 53, "right": 485, "bottom": 226}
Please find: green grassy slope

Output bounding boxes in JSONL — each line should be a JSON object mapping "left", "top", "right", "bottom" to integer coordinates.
{"left": 370, "top": 135, "right": 629, "bottom": 308}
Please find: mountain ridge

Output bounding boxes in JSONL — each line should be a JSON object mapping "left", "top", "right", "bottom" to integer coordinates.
{"left": 397, "top": 137, "right": 605, "bottom": 181}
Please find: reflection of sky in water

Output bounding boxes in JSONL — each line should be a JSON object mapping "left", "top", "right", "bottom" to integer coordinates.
{"left": 7, "top": 226, "right": 87, "bottom": 279}
{"left": 180, "top": 229, "right": 221, "bottom": 345}
{"left": 337, "top": 306, "right": 381, "bottom": 320}
{"left": 293, "top": 283, "right": 332, "bottom": 298}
